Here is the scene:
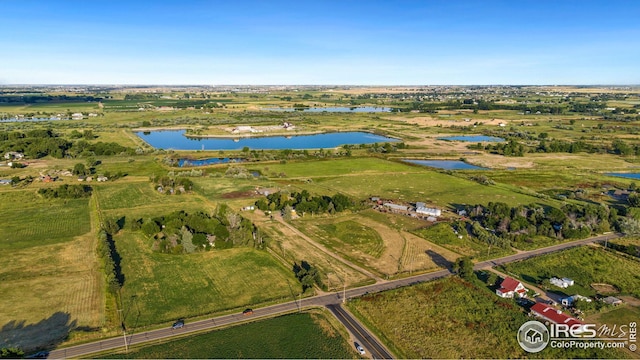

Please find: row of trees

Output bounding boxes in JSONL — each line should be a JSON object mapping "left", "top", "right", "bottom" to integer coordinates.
{"left": 480, "top": 137, "right": 640, "bottom": 157}
{"left": 134, "top": 207, "right": 266, "bottom": 254}
{"left": 37, "top": 184, "right": 92, "bottom": 199}
{"left": 254, "top": 190, "right": 355, "bottom": 216}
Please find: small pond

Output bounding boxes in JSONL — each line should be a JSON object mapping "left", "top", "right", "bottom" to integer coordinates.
{"left": 135, "top": 130, "right": 398, "bottom": 150}
{"left": 605, "top": 173, "right": 640, "bottom": 180}
{"left": 438, "top": 135, "right": 505, "bottom": 142}
{"left": 403, "top": 159, "right": 488, "bottom": 170}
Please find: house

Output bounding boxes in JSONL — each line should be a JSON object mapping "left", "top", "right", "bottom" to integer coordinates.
{"left": 530, "top": 303, "right": 587, "bottom": 332}
{"left": 602, "top": 296, "right": 623, "bottom": 306}
{"left": 4, "top": 151, "right": 24, "bottom": 160}
{"left": 0, "top": 179, "right": 11, "bottom": 185}
{"left": 496, "top": 277, "right": 527, "bottom": 298}
{"left": 71, "top": 112, "right": 84, "bottom": 120}
{"left": 561, "top": 294, "right": 591, "bottom": 307}
{"left": 550, "top": 277, "right": 574, "bottom": 289}
{"left": 97, "top": 176, "right": 108, "bottom": 182}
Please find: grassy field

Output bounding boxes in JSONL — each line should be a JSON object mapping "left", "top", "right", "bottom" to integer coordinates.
{"left": 499, "top": 246, "right": 640, "bottom": 298}
{"left": 411, "top": 222, "right": 515, "bottom": 260}
{"left": 103, "top": 310, "right": 357, "bottom": 359}
{"left": 317, "top": 220, "right": 384, "bottom": 258}
{"left": 0, "top": 190, "right": 91, "bottom": 250}
{"left": 115, "top": 231, "right": 301, "bottom": 327}
{"left": 0, "top": 192, "right": 101, "bottom": 352}
{"left": 346, "top": 276, "right": 626, "bottom": 359}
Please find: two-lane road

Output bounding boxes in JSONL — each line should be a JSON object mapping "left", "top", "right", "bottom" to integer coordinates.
{"left": 48, "top": 232, "right": 620, "bottom": 359}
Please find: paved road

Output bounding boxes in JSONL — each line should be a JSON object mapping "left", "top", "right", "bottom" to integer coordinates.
{"left": 327, "top": 304, "right": 393, "bottom": 359}
{"left": 48, "top": 232, "right": 620, "bottom": 359}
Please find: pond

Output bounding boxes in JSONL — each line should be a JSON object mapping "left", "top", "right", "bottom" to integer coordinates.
{"left": 261, "top": 106, "right": 391, "bottom": 113}
{"left": 178, "top": 158, "right": 243, "bottom": 167}
{"left": 135, "top": 130, "right": 399, "bottom": 150}
{"left": 403, "top": 159, "right": 488, "bottom": 170}
{"left": 605, "top": 173, "right": 640, "bottom": 180}
{"left": 0, "top": 117, "right": 63, "bottom": 123}
{"left": 438, "top": 135, "right": 505, "bottom": 142}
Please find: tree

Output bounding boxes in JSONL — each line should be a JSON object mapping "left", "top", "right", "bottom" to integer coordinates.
{"left": 453, "top": 257, "right": 474, "bottom": 281}
{"left": 0, "top": 347, "right": 24, "bottom": 358}
{"left": 72, "top": 163, "right": 87, "bottom": 176}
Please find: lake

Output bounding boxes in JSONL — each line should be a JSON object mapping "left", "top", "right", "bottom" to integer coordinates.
{"left": 0, "top": 117, "right": 63, "bottom": 123}
{"left": 135, "top": 130, "right": 399, "bottom": 150}
{"left": 178, "top": 158, "right": 243, "bottom": 167}
{"left": 438, "top": 135, "right": 505, "bottom": 142}
{"left": 606, "top": 173, "right": 640, "bottom": 180}
{"left": 403, "top": 159, "right": 488, "bottom": 170}
{"left": 261, "top": 106, "right": 391, "bottom": 113}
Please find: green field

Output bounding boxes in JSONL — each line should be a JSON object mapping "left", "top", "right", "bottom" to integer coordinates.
{"left": 317, "top": 220, "right": 384, "bottom": 258}
{"left": 499, "top": 246, "right": 640, "bottom": 298}
{"left": 0, "top": 191, "right": 91, "bottom": 250}
{"left": 116, "top": 231, "right": 301, "bottom": 327}
{"left": 104, "top": 311, "right": 356, "bottom": 359}
{"left": 411, "top": 222, "right": 515, "bottom": 260}
{"left": 347, "top": 276, "right": 625, "bottom": 359}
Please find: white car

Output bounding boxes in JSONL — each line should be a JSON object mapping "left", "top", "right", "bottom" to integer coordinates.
{"left": 355, "top": 343, "right": 366, "bottom": 355}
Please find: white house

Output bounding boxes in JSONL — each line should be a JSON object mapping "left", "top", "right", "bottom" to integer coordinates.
{"left": 4, "top": 152, "right": 24, "bottom": 160}
{"left": 415, "top": 202, "right": 441, "bottom": 217}
{"left": 561, "top": 294, "right": 591, "bottom": 307}
{"left": 496, "top": 277, "right": 527, "bottom": 298}
{"left": 71, "top": 112, "right": 84, "bottom": 120}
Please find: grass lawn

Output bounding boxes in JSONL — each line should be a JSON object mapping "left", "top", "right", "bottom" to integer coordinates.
{"left": 499, "top": 246, "right": 640, "bottom": 299}
{"left": 103, "top": 310, "right": 357, "bottom": 359}
{"left": 95, "top": 181, "right": 207, "bottom": 212}
{"left": 115, "top": 231, "right": 301, "bottom": 327}
{"left": 347, "top": 276, "right": 626, "bottom": 359}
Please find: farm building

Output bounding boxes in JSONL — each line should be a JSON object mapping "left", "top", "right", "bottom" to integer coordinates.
{"left": 383, "top": 203, "right": 410, "bottom": 212}
{"left": 415, "top": 204, "right": 441, "bottom": 217}
{"left": 561, "top": 294, "right": 591, "bottom": 307}
{"left": 71, "top": 112, "right": 84, "bottom": 119}
{"left": 530, "top": 303, "right": 588, "bottom": 333}
{"left": 550, "top": 277, "right": 574, "bottom": 288}
{"left": 4, "top": 151, "right": 24, "bottom": 160}
{"left": 496, "top": 277, "right": 527, "bottom": 298}
{"left": 602, "top": 296, "right": 623, "bottom": 306}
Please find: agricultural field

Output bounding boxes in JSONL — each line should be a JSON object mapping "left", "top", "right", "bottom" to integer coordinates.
{"left": 499, "top": 246, "right": 640, "bottom": 299}
{"left": 103, "top": 311, "right": 357, "bottom": 359}
{"left": 0, "top": 191, "right": 101, "bottom": 352}
{"left": 114, "top": 231, "right": 301, "bottom": 327}
{"left": 346, "top": 276, "right": 626, "bottom": 359}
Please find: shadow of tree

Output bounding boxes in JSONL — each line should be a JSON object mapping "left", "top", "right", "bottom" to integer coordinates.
{"left": 426, "top": 249, "right": 453, "bottom": 270}
{"left": 0, "top": 312, "right": 76, "bottom": 353}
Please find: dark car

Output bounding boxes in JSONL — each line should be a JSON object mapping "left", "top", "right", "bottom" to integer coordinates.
{"left": 172, "top": 319, "right": 185, "bottom": 329}
{"left": 242, "top": 308, "right": 254, "bottom": 315}
{"left": 26, "top": 351, "right": 49, "bottom": 359}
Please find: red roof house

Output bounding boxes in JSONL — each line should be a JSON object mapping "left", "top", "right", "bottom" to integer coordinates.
{"left": 496, "top": 277, "right": 527, "bottom": 298}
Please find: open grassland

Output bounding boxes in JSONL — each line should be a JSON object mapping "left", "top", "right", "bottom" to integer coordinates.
{"left": 103, "top": 311, "right": 356, "bottom": 359}
{"left": 191, "top": 176, "right": 266, "bottom": 200}
{"left": 95, "top": 181, "right": 207, "bottom": 212}
{"left": 239, "top": 210, "right": 372, "bottom": 289}
{"left": 292, "top": 212, "right": 460, "bottom": 277}
{"left": 347, "top": 276, "right": 625, "bottom": 359}
{"left": 116, "top": 231, "right": 301, "bottom": 327}
{"left": 0, "top": 233, "right": 102, "bottom": 352}
{"left": 500, "top": 246, "right": 640, "bottom": 299}
{"left": 412, "top": 222, "right": 515, "bottom": 260}
{"left": 0, "top": 191, "right": 91, "bottom": 250}
{"left": 248, "top": 157, "right": 414, "bottom": 179}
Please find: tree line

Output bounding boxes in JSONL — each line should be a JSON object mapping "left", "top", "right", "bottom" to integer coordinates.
{"left": 0, "top": 129, "right": 136, "bottom": 159}
{"left": 37, "top": 184, "right": 92, "bottom": 199}
{"left": 461, "top": 202, "right": 616, "bottom": 248}
{"left": 254, "top": 190, "right": 355, "bottom": 216}
{"left": 133, "top": 206, "right": 266, "bottom": 254}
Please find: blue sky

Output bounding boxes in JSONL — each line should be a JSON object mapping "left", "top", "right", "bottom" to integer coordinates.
{"left": 1, "top": 0, "right": 638, "bottom": 85}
